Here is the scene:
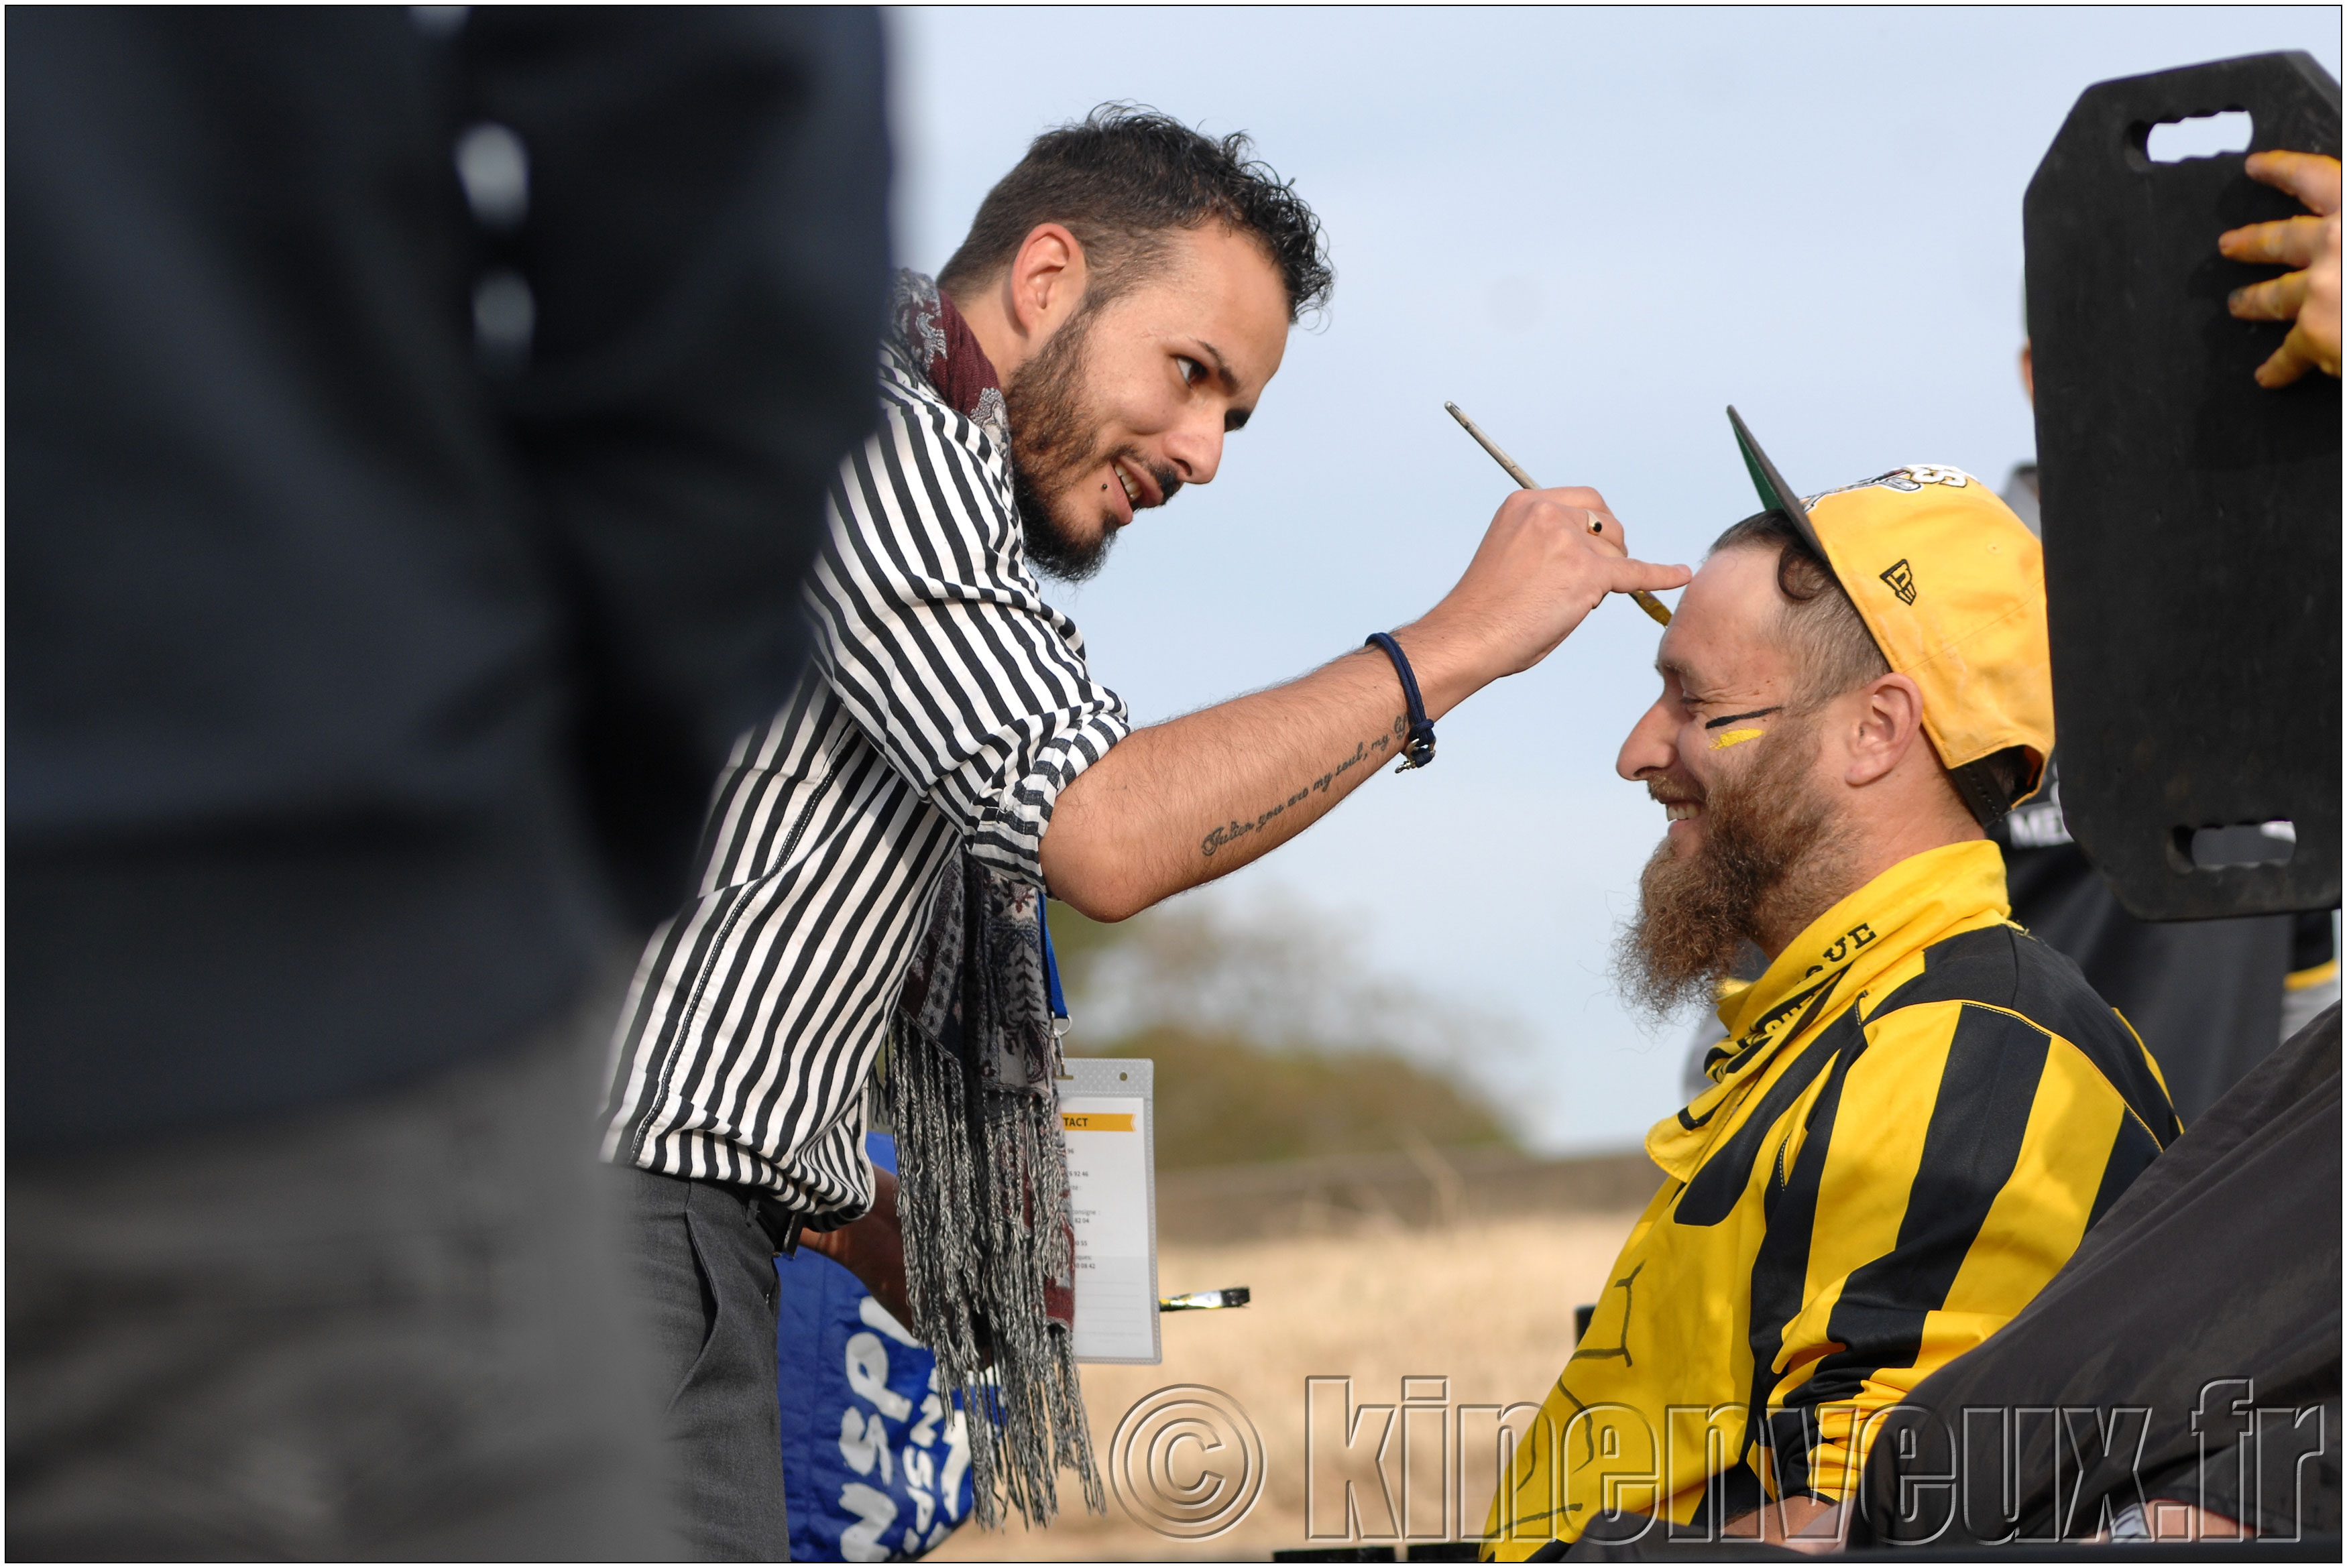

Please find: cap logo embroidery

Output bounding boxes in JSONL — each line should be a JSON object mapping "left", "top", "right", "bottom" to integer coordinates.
{"left": 1880, "top": 558, "right": 1918, "bottom": 605}
{"left": 1804, "top": 465, "right": 1974, "bottom": 505}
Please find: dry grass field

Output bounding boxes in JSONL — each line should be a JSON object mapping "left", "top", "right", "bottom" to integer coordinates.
{"left": 929, "top": 1210, "right": 1642, "bottom": 1563}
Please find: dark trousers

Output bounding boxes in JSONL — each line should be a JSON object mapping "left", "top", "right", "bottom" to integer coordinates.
{"left": 616, "top": 1166, "right": 793, "bottom": 1561}
{"left": 5, "top": 993, "right": 674, "bottom": 1561}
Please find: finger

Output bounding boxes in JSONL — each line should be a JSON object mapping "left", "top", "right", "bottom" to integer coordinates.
{"left": 1603, "top": 557, "right": 1695, "bottom": 592}
{"left": 2219, "top": 214, "right": 2325, "bottom": 268}
{"left": 2230, "top": 267, "right": 2309, "bottom": 322}
{"left": 2244, "top": 150, "right": 2344, "bottom": 217}
{"left": 2254, "top": 337, "right": 2313, "bottom": 389}
{"left": 2254, "top": 324, "right": 2328, "bottom": 387}
{"left": 2299, "top": 297, "right": 2343, "bottom": 377}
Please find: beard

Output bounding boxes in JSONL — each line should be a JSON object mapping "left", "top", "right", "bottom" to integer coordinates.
{"left": 1613, "top": 710, "right": 1857, "bottom": 1024}
{"left": 1002, "top": 302, "right": 1182, "bottom": 583}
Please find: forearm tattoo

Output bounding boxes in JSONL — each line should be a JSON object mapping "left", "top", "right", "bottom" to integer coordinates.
{"left": 1198, "top": 715, "right": 1408, "bottom": 858}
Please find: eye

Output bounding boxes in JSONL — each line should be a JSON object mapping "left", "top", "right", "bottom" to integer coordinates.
{"left": 1176, "top": 355, "right": 1207, "bottom": 387}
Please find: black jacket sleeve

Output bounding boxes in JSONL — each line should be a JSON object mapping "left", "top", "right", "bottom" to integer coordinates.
{"left": 458, "top": 8, "right": 892, "bottom": 921}
{"left": 7, "top": 7, "right": 889, "bottom": 1142}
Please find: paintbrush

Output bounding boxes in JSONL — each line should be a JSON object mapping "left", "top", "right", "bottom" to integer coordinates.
{"left": 1444, "top": 401, "right": 1672, "bottom": 626}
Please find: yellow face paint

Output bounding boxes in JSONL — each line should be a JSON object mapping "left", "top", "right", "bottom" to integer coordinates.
{"left": 1709, "top": 727, "right": 1766, "bottom": 750}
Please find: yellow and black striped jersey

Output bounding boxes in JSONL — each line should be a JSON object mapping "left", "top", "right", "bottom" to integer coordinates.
{"left": 1485, "top": 840, "right": 2181, "bottom": 1557}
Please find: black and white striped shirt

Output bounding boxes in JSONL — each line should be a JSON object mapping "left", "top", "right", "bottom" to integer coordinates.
{"left": 599, "top": 300, "right": 1130, "bottom": 1217}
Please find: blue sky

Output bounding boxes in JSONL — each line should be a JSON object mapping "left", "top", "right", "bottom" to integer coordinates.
{"left": 886, "top": 7, "right": 2343, "bottom": 1153}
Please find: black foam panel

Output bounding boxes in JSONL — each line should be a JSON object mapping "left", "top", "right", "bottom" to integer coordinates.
{"left": 2024, "top": 51, "right": 2341, "bottom": 921}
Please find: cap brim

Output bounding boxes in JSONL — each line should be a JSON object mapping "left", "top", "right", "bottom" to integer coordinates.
{"left": 1727, "top": 406, "right": 1832, "bottom": 569}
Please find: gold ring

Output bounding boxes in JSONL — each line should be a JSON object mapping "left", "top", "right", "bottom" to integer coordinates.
{"left": 1587, "top": 516, "right": 1605, "bottom": 535}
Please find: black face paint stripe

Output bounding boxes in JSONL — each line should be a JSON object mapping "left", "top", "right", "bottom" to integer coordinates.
{"left": 1705, "top": 706, "right": 1782, "bottom": 730}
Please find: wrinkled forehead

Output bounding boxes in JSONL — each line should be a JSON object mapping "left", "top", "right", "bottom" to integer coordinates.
{"left": 1654, "top": 544, "right": 1796, "bottom": 696}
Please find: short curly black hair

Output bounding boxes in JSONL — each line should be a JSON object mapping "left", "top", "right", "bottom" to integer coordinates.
{"left": 938, "top": 103, "right": 1333, "bottom": 322}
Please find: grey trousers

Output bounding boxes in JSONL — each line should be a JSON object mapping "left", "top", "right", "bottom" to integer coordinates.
{"left": 614, "top": 1166, "right": 793, "bottom": 1562}
{"left": 6, "top": 994, "right": 675, "bottom": 1561}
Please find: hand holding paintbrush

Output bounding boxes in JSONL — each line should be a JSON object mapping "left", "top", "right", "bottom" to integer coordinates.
{"left": 1445, "top": 402, "right": 1674, "bottom": 626}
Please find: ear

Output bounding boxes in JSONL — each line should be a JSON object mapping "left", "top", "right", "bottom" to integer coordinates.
{"left": 1005, "top": 223, "right": 1086, "bottom": 337}
{"left": 1842, "top": 672, "right": 1929, "bottom": 788}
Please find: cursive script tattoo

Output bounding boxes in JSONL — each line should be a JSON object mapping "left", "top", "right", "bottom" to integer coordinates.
{"left": 1198, "top": 717, "right": 1406, "bottom": 857}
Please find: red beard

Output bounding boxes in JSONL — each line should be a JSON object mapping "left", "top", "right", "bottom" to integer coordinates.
{"left": 1614, "top": 710, "right": 1854, "bottom": 1020}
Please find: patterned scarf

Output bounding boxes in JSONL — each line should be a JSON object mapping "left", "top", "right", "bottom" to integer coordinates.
{"left": 884, "top": 272, "right": 1102, "bottom": 1530}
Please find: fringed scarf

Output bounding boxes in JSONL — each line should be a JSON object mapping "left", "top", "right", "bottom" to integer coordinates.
{"left": 884, "top": 272, "right": 1102, "bottom": 1530}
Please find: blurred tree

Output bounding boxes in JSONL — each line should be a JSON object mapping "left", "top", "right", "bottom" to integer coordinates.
{"left": 1048, "top": 898, "right": 1522, "bottom": 1168}
{"left": 1096, "top": 1023, "right": 1514, "bottom": 1169}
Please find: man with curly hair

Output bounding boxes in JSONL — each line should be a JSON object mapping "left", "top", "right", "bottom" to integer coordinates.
{"left": 601, "top": 106, "right": 1689, "bottom": 1554}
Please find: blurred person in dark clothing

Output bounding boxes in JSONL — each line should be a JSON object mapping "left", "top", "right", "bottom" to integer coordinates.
{"left": 6, "top": 7, "right": 888, "bottom": 1559}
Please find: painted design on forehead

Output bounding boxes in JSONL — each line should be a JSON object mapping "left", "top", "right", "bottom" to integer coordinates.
{"left": 1703, "top": 706, "right": 1781, "bottom": 730}
{"left": 1709, "top": 728, "right": 1766, "bottom": 750}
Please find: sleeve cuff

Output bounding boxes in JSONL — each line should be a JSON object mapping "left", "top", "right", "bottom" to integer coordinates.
{"left": 966, "top": 709, "right": 1131, "bottom": 884}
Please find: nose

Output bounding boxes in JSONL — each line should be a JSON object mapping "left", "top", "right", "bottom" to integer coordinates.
{"left": 1618, "top": 695, "right": 1678, "bottom": 782}
{"left": 1162, "top": 416, "right": 1224, "bottom": 487}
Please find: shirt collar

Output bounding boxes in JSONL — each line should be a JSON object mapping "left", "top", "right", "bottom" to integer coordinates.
{"left": 890, "top": 270, "right": 1009, "bottom": 447}
{"left": 1719, "top": 839, "right": 2006, "bottom": 1071}
{"left": 1648, "top": 839, "right": 2010, "bottom": 1175}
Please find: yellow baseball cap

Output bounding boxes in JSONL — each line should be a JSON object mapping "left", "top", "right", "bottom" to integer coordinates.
{"left": 1726, "top": 406, "right": 2053, "bottom": 825}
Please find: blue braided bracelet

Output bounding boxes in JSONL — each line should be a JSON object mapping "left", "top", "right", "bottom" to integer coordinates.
{"left": 1365, "top": 631, "right": 1436, "bottom": 770}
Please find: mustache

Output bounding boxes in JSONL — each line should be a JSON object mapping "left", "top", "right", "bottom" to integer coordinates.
{"left": 1645, "top": 775, "right": 1705, "bottom": 808}
{"left": 1108, "top": 445, "right": 1183, "bottom": 510}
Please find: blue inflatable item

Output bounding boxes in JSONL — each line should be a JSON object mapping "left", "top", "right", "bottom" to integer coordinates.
{"left": 776, "top": 1134, "right": 974, "bottom": 1562}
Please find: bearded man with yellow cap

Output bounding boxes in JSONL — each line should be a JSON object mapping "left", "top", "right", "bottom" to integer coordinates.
{"left": 1483, "top": 414, "right": 2183, "bottom": 1560}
